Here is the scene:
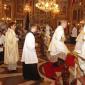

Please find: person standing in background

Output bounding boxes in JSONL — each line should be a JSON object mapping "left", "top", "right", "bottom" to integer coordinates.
{"left": 44, "top": 24, "right": 51, "bottom": 49}
{"left": 4, "top": 22, "right": 19, "bottom": 72}
{"left": 21, "top": 25, "right": 42, "bottom": 81}
{"left": 38, "top": 28, "right": 46, "bottom": 57}
{"left": 0, "top": 30, "right": 5, "bottom": 64}
{"left": 71, "top": 24, "right": 77, "bottom": 44}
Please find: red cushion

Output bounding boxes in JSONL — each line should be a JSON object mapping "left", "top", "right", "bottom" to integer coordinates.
{"left": 43, "top": 62, "right": 64, "bottom": 77}
{"left": 43, "top": 54, "right": 75, "bottom": 78}
{"left": 43, "top": 62, "right": 55, "bottom": 77}
{"left": 65, "top": 54, "right": 75, "bottom": 67}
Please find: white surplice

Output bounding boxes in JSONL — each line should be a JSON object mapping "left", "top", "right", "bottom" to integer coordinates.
{"left": 21, "top": 32, "right": 38, "bottom": 64}
{"left": 48, "top": 26, "right": 69, "bottom": 56}
{"left": 74, "top": 26, "right": 85, "bottom": 74}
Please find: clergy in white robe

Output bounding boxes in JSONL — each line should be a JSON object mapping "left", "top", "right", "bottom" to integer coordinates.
{"left": 21, "top": 26, "right": 41, "bottom": 80}
{"left": 4, "top": 22, "right": 19, "bottom": 71}
{"left": 74, "top": 25, "right": 85, "bottom": 75}
{"left": 48, "top": 20, "right": 69, "bottom": 62}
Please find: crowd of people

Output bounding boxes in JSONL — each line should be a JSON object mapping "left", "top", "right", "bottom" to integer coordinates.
{"left": 0, "top": 20, "right": 85, "bottom": 85}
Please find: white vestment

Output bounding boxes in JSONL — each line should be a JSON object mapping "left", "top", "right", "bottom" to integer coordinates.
{"left": 48, "top": 26, "right": 69, "bottom": 56}
{"left": 21, "top": 32, "right": 38, "bottom": 64}
{"left": 4, "top": 28, "right": 19, "bottom": 70}
{"left": 74, "top": 26, "right": 85, "bottom": 74}
{"left": 74, "top": 30, "right": 84, "bottom": 53}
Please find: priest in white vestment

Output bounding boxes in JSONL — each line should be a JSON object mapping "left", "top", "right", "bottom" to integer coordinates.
{"left": 4, "top": 22, "right": 19, "bottom": 71}
{"left": 48, "top": 20, "right": 69, "bottom": 62}
{"left": 74, "top": 25, "right": 85, "bottom": 75}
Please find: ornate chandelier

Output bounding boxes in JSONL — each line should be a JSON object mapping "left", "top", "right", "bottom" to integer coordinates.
{"left": 35, "top": 0, "right": 60, "bottom": 13}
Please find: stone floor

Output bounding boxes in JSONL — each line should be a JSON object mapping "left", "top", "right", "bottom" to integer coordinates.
{"left": 0, "top": 43, "right": 84, "bottom": 85}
